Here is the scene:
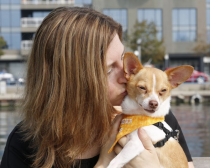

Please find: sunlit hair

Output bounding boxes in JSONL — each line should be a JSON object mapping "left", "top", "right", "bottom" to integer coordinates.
{"left": 20, "top": 7, "right": 122, "bottom": 168}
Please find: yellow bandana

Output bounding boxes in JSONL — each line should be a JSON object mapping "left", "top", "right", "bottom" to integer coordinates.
{"left": 108, "top": 114, "right": 165, "bottom": 153}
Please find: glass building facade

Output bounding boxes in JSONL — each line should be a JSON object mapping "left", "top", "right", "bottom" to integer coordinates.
{"left": 0, "top": 0, "right": 21, "bottom": 49}
{"left": 75, "top": 0, "right": 91, "bottom": 5}
{"left": 103, "top": 9, "right": 127, "bottom": 39}
{"left": 137, "top": 9, "right": 162, "bottom": 40}
{"left": 172, "top": 8, "right": 197, "bottom": 42}
{"left": 207, "top": 0, "right": 210, "bottom": 43}
{"left": 0, "top": 0, "right": 92, "bottom": 50}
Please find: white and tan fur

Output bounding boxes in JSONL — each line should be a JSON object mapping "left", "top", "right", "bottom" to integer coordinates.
{"left": 107, "top": 53, "right": 194, "bottom": 168}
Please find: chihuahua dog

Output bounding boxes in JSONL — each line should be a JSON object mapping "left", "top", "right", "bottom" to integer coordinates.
{"left": 107, "top": 52, "right": 194, "bottom": 168}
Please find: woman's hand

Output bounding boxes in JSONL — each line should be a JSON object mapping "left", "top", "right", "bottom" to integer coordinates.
{"left": 114, "top": 128, "right": 160, "bottom": 168}
{"left": 94, "top": 114, "right": 122, "bottom": 168}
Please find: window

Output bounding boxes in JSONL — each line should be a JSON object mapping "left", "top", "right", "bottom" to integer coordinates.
{"left": 0, "top": 33, "right": 10, "bottom": 49}
{"left": 103, "top": 9, "right": 127, "bottom": 39}
{"left": 11, "top": 10, "right": 21, "bottom": 27}
{"left": 208, "top": 31, "right": 210, "bottom": 43}
{"left": 0, "top": 0, "right": 10, "bottom": 4}
{"left": 207, "top": 2, "right": 210, "bottom": 43}
{"left": 0, "top": 9, "right": 21, "bottom": 27}
{"left": 0, "top": 33, "right": 21, "bottom": 49}
{"left": 11, "top": 33, "right": 21, "bottom": 49}
{"left": 0, "top": 7, "right": 21, "bottom": 49}
{"left": 75, "top": 0, "right": 92, "bottom": 5}
{"left": 1, "top": 10, "right": 10, "bottom": 27}
{"left": 172, "top": 9, "right": 197, "bottom": 42}
{"left": 11, "top": 0, "right": 20, "bottom": 4}
{"left": 0, "top": 0, "right": 20, "bottom": 4}
{"left": 33, "top": 11, "right": 50, "bottom": 18}
{"left": 137, "top": 9, "right": 162, "bottom": 40}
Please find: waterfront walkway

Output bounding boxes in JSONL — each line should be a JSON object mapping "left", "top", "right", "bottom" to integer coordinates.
{"left": 1, "top": 83, "right": 210, "bottom": 104}
{"left": 0, "top": 157, "right": 210, "bottom": 167}
{"left": 193, "top": 157, "right": 210, "bottom": 168}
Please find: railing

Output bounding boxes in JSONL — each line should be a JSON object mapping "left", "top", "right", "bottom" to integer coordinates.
{"left": 21, "top": 40, "right": 33, "bottom": 50}
{"left": 21, "top": 0, "right": 74, "bottom": 4}
{"left": 21, "top": 17, "right": 44, "bottom": 27}
{"left": 0, "top": 157, "right": 210, "bottom": 167}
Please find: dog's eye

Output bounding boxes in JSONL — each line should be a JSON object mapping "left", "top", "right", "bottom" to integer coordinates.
{"left": 159, "top": 89, "right": 167, "bottom": 96}
{"left": 161, "top": 89, "right": 166, "bottom": 92}
{"left": 140, "top": 87, "right": 146, "bottom": 90}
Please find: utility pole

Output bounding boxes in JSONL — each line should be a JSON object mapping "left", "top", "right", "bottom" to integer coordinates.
{"left": 137, "top": 38, "right": 142, "bottom": 62}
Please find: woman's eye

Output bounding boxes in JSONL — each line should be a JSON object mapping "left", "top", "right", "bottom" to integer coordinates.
{"left": 107, "top": 68, "right": 112, "bottom": 74}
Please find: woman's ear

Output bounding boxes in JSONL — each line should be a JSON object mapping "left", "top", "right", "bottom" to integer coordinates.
{"left": 123, "top": 52, "right": 144, "bottom": 80}
{"left": 165, "top": 65, "right": 194, "bottom": 88}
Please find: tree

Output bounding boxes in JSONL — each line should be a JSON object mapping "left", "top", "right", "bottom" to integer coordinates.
{"left": 126, "top": 21, "right": 165, "bottom": 65}
{"left": 193, "top": 34, "right": 210, "bottom": 55}
{"left": 0, "top": 36, "right": 7, "bottom": 56}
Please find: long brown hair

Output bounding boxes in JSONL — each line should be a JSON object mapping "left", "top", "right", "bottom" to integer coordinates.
{"left": 20, "top": 7, "right": 122, "bottom": 168}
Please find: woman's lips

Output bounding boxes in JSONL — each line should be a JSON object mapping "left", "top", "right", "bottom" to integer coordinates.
{"left": 121, "top": 91, "right": 127, "bottom": 96}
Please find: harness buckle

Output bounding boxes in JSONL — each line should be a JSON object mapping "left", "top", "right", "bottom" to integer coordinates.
{"left": 174, "top": 129, "right": 180, "bottom": 142}
{"left": 154, "top": 122, "right": 164, "bottom": 129}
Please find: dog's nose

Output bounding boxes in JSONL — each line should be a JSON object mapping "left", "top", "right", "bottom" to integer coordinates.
{"left": 149, "top": 100, "right": 158, "bottom": 109}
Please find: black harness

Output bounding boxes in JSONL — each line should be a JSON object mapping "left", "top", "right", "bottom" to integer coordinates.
{"left": 153, "top": 122, "right": 180, "bottom": 148}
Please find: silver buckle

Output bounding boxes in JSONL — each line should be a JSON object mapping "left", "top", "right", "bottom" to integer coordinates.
{"left": 174, "top": 129, "right": 180, "bottom": 142}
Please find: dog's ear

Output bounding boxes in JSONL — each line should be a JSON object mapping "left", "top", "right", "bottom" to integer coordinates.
{"left": 123, "top": 52, "right": 144, "bottom": 79}
{"left": 165, "top": 65, "right": 194, "bottom": 88}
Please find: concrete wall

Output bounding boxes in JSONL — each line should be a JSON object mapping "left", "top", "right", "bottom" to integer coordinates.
{"left": 92, "top": 0, "right": 207, "bottom": 54}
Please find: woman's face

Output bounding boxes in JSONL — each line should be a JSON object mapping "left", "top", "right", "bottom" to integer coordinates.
{"left": 106, "top": 34, "right": 127, "bottom": 106}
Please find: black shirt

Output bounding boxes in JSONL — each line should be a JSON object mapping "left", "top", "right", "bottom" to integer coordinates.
{"left": 0, "top": 110, "right": 192, "bottom": 168}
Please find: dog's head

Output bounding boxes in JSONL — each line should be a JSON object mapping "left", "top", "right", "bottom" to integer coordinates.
{"left": 122, "top": 52, "right": 194, "bottom": 117}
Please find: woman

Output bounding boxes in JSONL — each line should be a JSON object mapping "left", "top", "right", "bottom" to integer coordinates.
{"left": 0, "top": 7, "right": 194, "bottom": 168}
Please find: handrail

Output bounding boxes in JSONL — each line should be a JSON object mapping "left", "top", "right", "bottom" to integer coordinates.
{"left": 21, "top": 17, "right": 44, "bottom": 27}
{"left": 1, "top": 157, "right": 210, "bottom": 167}
{"left": 21, "top": 40, "right": 33, "bottom": 50}
{"left": 21, "top": 0, "right": 75, "bottom": 5}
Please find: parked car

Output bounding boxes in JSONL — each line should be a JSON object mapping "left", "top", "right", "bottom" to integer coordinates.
{"left": 165, "top": 68, "right": 209, "bottom": 84}
{"left": 0, "top": 71, "right": 13, "bottom": 80}
{"left": 186, "top": 70, "right": 209, "bottom": 83}
{"left": 0, "top": 71, "right": 25, "bottom": 85}
{"left": 17, "top": 77, "right": 25, "bottom": 85}
{"left": 4, "top": 77, "right": 17, "bottom": 85}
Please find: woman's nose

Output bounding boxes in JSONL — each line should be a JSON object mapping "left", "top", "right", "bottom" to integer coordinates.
{"left": 117, "top": 67, "right": 127, "bottom": 84}
{"left": 118, "top": 75, "right": 127, "bottom": 84}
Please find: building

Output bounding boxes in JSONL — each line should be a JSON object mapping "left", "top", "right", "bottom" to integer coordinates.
{"left": 0, "top": 0, "right": 210, "bottom": 78}
{"left": 93, "top": 0, "right": 210, "bottom": 73}
{"left": 0, "top": 0, "right": 91, "bottom": 78}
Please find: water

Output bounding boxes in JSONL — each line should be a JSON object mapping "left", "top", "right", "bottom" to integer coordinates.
{"left": 0, "top": 106, "right": 21, "bottom": 160}
{"left": 0, "top": 104, "right": 210, "bottom": 160}
{"left": 171, "top": 104, "right": 210, "bottom": 157}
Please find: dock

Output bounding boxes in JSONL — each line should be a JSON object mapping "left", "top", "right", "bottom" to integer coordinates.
{"left": 0, "top": 83, "right": 210, "bottom": 105}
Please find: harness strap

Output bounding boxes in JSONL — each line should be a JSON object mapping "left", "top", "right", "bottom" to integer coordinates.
{"left": 153, "top": 122, "right": 180, "bottom": 148}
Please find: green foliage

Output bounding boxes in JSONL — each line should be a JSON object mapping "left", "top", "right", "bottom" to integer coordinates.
{"left": 127, "top": 21, "right": 165, "bottom": 64}
{"left": 193, "top": 34, "right": 210, "bottom": 56}
{"left": 0, "top": 36, "right": 7, "bottom": 56}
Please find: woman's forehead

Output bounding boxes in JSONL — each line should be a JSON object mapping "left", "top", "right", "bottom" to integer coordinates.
{"left": 106, "top": 34, "right": 124, "bottom": 65}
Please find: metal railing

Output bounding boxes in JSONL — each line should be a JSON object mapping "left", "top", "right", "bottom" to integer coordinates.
{"left": 21, "top": 0, "right": 74, "bottom": 4}
{"left": 21, "top": 17, "right": 44, "bottom": 27}
{"left": 21, "top": 40, "right": 33, "bottom": 50}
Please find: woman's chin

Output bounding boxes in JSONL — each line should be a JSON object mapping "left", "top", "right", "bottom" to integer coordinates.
{"left": 111, "top": 99, "right": 123, "bottom": 106}
{"left": 110, "top": 95, "right": 126, "bottom": 106}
